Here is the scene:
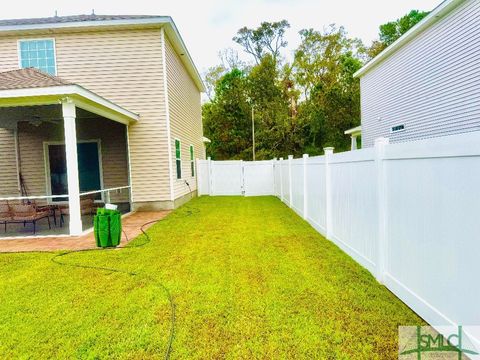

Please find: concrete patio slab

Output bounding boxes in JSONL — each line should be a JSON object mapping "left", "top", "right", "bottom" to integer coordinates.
{"left": 0, "top": 211, "right": 170, "bottom": 253}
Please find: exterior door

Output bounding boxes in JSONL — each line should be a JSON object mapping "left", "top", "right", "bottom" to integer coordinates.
{"left": 47, "top": 142, "right": 102, "bottom": 201}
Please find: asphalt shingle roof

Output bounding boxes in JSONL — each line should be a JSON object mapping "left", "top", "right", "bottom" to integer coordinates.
{"left": 0, "top": 68, "right": 73, "bottom": 90}
{"left": 0, "top": 14, "right": 160, "bottom": 27}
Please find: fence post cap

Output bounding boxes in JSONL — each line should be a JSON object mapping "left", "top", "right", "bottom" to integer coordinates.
{"left": 279, "top": 157, "right": 284, "bottom": 160}
{"left": 288, "top": 155, "right": 294, "bottom": 159}
{"left": 207, "top": 156, "right": 211, "bottom": 160}
{"left": 323, "top": 147, "right": 334, "bottom": 154}
{"left": 303, "top": 153, "right": 309, "bottom": 158}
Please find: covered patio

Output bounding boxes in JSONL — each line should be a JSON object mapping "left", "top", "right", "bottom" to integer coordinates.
{"left": 0, "top": 68, "right": 138, "bottom": 238}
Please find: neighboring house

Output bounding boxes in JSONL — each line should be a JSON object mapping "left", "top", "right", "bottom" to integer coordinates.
{"left": 0, "top": 15, "right": 206, "bottom": 235}
{"left": 354, "top": 0, "right": 480, "bottom": 147}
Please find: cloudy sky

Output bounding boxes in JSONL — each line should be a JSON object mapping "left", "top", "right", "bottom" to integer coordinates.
{"left": 4, "top": 0, "right": 440, "bottom": 73}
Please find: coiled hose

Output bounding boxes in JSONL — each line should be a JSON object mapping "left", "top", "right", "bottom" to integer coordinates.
{"left": 4, "top": 183, "right": 198, "bottom": 359}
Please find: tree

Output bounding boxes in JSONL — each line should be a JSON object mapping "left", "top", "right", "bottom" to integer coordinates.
{"left": 293, "top": 25, "right": 363, "bottom": 153}
{"left": 293, "top": 26, "right": 364, "bottom": 98}
{"left": 247, "top": 54, "right": 299, "bottom": 158}
{"left": 233, "top": 20, "right": 290, "bottom": 64}
{"left": 368, "top": 10, "right": 429, "bottom": 58}
{"left": 203, "top": 64, "right": 226, "bottom": 101}
{"left": 202, "top": 69, "right": 252, "bottom": 160}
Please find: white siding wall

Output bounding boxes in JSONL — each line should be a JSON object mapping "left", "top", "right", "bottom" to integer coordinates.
{"left": 360, "top": 0, "right": 480, "bottom": 147}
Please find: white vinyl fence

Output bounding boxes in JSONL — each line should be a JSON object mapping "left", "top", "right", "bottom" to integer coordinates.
{"left": 197, "top": 132, "right": 480, "bottom": 348}
{"left": 197, "top": 159, "right": 274, "bottom": 196}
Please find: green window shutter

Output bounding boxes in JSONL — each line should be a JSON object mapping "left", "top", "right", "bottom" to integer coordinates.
{"left": 189, "top": 145, "right": 195, "bottom": 177}
{"left": 175, "top": 139, "right": 181, "bottom": 179}
{"left": 175, "top": 139, "right": 181, "bottom": 159}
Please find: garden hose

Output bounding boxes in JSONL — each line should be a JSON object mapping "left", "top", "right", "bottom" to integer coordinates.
{"left": 1, "top": 183, "right": 199, "bottom": 359}
{"left": 50, "top": 219, "right": 177, "bottom": 360}
{"left": 2, "top": 198, "right": 199, "bottom": 360}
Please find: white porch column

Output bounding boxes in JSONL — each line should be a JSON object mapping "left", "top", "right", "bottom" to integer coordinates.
{"left": 350, "top": 135, "right": 358, "bottom": 150}
{"left": 62, "top": 100, "right": 82, "bottom": 235}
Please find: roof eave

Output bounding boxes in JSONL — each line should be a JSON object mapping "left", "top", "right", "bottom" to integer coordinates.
{"left": 0, "top": 16, "right": 206, "bottom": 92}
{"left": 354, "top": 0, "right": 465, "bottom": 78}
{"left": 0, "top": 84, "right": 139, "bottom": 125}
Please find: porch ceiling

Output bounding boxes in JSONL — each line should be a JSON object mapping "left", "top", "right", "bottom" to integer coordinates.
{"left": 0, "top": 68, "right": 139, "bottom": 125}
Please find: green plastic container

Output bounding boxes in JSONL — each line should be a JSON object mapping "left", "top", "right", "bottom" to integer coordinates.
{"left": 94, "top": 208, "right": 122, "bottom": 248}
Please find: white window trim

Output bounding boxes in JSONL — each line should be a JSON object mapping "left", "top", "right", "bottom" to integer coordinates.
{"left": 17, "top": 37, "right": 58, "bottom": 75}
{"left": 43, "top": 139, "right": 104, "bottom": 204}
{"left": 391, "top": 124, "right": 406, "bottom": 134}
{"left": 175, "top": 138, "right": 182, "bottom": 180}
{"left": 189, "top": 144, "right": 195, "bottom": 178}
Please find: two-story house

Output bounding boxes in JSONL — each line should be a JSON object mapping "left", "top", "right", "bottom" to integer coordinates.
{"left": 353, "top": 0, "right": 480, "bottom": 148}
{"left": 0, "top": 15, "right": 205, "bottom": 236}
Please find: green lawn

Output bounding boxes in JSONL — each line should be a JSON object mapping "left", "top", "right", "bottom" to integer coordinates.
{"left": 0, "top": 196, "right": 423, "bottom": 359}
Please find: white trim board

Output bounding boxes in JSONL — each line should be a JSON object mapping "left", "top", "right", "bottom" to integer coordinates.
{"left": 0, "top": 85, "right": 139, "bottom": 125}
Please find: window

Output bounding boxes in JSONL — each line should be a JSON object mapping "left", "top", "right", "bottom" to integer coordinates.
{"left": 189, "top": 145, "right": 195, "bottom": 177}
{"left": 19, "top": 39, "right": 56, "bottom": 75}
{"left": 175, "top": 139, "right": 181, "bottom": 179}
{"left": 391, "top": 124, "right": 405, "bottom": 133}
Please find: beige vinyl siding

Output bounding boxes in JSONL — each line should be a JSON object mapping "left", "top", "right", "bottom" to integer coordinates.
{"left": 165, "top": 36, "right": 204, "bottom": 200}
{"left": 16, "top": 118, "right": 128, "bottom": 203}
{"left": 0, "top": 28, "right": 171, "bottom": 202}
{"left": 0, "top": 129, "right": 19, "bottom": 196}
{"left": 360, "top": 0, "right": 480, "bottom": 147}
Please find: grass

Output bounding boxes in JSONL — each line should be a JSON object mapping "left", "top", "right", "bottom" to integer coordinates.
{"left": 0, "top": 196, "right": 424, "bottom": 359}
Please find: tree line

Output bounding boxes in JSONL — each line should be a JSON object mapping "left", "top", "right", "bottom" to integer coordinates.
{"left": 202, "top": 10, "right": 429, "bottom": 160}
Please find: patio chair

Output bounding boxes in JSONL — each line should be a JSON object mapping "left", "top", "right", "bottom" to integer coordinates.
{"left": 59, "top": 198, "right": 97, "bottom": 227}
{"left": 10, "top": 204, "right": 51, "bottom": 235}
{"left": 0, "top": 201, "right": 11, "bottom": 233}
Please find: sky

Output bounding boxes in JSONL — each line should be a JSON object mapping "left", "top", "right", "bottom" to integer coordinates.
{"left": 3, "top": 0, "right": 440, "bottom": 74}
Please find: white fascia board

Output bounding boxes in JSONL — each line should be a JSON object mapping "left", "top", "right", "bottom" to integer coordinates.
{"left": 354, "top": 0, "right": 465, "bottom": 78}
{"left": 0, "top": 17, "right": 206, "bottom": 92}
{"left": 0, "top": 85, "right": 139, "bottom": 124}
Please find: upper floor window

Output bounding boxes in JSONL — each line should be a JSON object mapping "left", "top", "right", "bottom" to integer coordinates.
{"left": 18, "top": 39, "right": 56, "bottom": 75}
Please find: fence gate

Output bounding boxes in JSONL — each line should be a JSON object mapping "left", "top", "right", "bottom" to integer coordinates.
{"left": 196, "top": 159, "right": 274, "bottom": 196}
{"left": 211, "top": 160, "right": 244, "bottom": 195}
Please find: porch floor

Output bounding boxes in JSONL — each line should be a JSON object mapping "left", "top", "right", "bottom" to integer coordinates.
{"left": 0, "top": 211, "right": 170, "bottom": 253}
{"left": 0, "top": 214, "right": 95, "bottom": 238}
